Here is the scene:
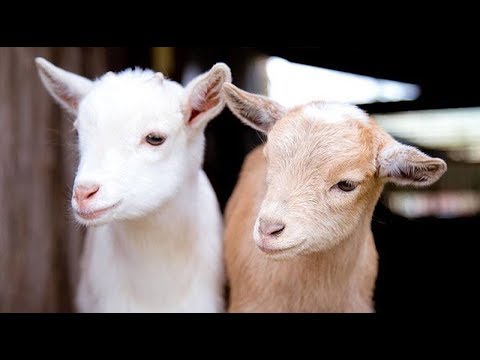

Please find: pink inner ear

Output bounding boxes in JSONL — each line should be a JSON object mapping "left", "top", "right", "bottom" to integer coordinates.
{"left": 188, "top": 80, "right": 221, "bottom": 125}
{"left": 63, "top": 91, "right": 79, "bottom": 110}
{"left": 189, "top": 108, "right": 201, "bottom": 123}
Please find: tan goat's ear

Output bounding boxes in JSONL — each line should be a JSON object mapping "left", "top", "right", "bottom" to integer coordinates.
{"left": 222, "top": 83, "right": 286, "bottom": 133}
{"left": 183, "top": 62, "right": 232, "bottom": 129}
{"left": 35, "top": 57, "right": 93, "bottom": 115}
{"left": 378, "top": 141, "right": 447, "bottom": 186}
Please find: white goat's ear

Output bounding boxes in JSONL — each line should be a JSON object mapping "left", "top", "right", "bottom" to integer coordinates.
{"left": 35, "top": 57, "right": 93, "bottom": 114}
{"left": 378, "top": 141, "right": 447, "bottom": 186}
{"left": 183, "top": 62, "right": 232, "bottom": 129}
{"left": 222, "top": 83, "right": 286, "bottom": 133}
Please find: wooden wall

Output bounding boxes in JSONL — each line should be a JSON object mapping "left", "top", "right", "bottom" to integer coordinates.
{"left": 0, "top": 47, "right": 129, "bottom": 312}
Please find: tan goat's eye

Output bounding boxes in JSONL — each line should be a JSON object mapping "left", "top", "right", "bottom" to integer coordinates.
{"left": 335, "top": 180, "right": 357, "bottom": 192}
{"left": 145, "top": 133, "right": 166, "bottom": 146}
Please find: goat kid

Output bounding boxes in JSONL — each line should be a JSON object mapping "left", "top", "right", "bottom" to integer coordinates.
{"left": 36, "top": 58, "right": 231, "bottom": 312}
{"left": 222, "top": 83, "right": 447, "bottom": 312}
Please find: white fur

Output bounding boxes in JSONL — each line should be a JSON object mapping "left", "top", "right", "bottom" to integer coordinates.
{"left": 77, "top": 171, "right": 223, "bottom": 312}
{"left": 302, "top": 103, "right": 369, "bottom": 124}
{"left": 35, "top": 58, "right": 231, "bottom": 312}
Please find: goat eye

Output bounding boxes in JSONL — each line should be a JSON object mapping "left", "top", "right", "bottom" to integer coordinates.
{"left": 335, "top": 180, "right": 357, "bottom": 192}
{"left": 145, "top": 133, "right": 166, "bottom": 146}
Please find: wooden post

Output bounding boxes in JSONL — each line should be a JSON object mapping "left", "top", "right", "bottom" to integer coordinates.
{"left": 0, "top": 47, "right": 130, "bottom": 312}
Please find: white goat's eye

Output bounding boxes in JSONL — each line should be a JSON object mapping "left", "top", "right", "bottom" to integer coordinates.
{"left": 145, "top": 133, "right": 166, "bottom": 146}
{"left": 335, "top": 180, "right": 357, "bottom": 192}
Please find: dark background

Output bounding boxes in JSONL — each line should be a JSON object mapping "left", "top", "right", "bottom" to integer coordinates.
{"left": 1, "top": 46, "right": 478, "bottom": 312}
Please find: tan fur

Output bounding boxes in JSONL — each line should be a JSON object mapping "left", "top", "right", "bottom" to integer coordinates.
{"left": 223, "top": 92, "right": 447, "bottom": 313}
{"left": 225, "top": 116, "right": 381, "bottom": 312}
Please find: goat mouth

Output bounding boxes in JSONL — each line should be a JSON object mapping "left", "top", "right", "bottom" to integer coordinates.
{"left": 75, "top": 202, "right": 121, "bottom": 220}
{"left": 257, "top": 240, "right": 306, "bottom": 256}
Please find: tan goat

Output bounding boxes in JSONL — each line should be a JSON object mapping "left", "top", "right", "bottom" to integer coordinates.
{"left": 223, "top": 83, "right": 447, "bottom": 312}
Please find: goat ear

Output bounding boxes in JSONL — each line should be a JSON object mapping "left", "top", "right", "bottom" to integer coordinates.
{"left": 35, "top": 57, "right": 93, "bottom": 115}
{"left": 222, "top": 83, "right": 286, "bottom": 133}
{"left": 183, "top": 62, "right": 232, "bottom": 129}
{"left": 378, "top": 141, "right": 447, "bottom": 186}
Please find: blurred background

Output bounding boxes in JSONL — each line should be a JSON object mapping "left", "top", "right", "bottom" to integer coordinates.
{"left": 0, "top": 47, "right": 478, "bottom": 312}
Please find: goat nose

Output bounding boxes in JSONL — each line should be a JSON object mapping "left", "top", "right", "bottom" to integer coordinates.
{"left": 74, "top": 184, "right": 100, "bottom": 202}
{"left": 259, "top": 219, "right": 285, "bottom": 237}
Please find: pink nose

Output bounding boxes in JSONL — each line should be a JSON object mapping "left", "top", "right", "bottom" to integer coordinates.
{"left": 259, "top": 219, "right": 285, "bottom": 237}
{"left": 74, "top": 184, "right": 100, "bottom": 203}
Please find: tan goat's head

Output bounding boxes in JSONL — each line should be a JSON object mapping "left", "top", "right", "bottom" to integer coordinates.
{"left": 223, "top": 83, "right": 447, "bottom": 259}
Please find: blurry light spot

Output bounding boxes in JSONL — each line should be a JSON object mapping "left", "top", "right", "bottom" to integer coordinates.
{"left": 385, "top": 191, "right": 480, "bottom": 218}
{"left": 375, "top": 107, "right": 480, "bottom": 163}
{"left": 265, "top": 56, "right": 420, "bottom": 106}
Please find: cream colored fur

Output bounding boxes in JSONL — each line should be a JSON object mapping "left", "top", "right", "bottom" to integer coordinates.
{"left": 223, "top": 84, "right": 447, "bottom": 313}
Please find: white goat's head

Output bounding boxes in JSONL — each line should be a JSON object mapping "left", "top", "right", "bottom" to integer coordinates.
{"left": 36, "top": 58, "right": 231, "bottom": 226}
{"left": 223, "top": 83, "right": 447, "bottom": 259}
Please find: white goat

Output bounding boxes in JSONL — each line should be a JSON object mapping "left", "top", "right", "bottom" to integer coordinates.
{"left": 35, "top": 58, "right": 231, "bottom": 312}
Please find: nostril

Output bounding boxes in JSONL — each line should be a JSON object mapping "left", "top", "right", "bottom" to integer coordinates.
{"left": 259, "top": 219, "right": 286, "bottom": 237}
{"left": 74, "top": 184, "right": 100, "bottom": 202}
{"left": 269, "top": 224, "right": 285, "bottom": 236}
{"left": 86, "top": 186, "right": 99, "bottom": 199}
